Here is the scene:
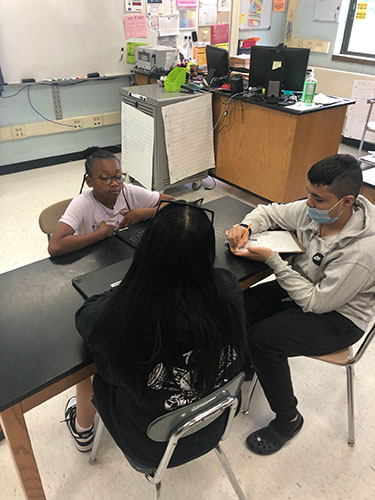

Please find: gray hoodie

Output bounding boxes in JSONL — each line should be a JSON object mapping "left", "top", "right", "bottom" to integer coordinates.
{"left": 240, "top": 195, "right": 375, "bottom": 331}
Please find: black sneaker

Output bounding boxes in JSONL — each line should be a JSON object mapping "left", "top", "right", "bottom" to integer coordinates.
{"left": 63, "top": 397, "right": 94, "bottom": 452}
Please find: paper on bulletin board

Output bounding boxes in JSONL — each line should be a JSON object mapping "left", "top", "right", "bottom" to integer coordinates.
{"left": 240, "top": 0, "right": 273, "bottom": 30}
{"left": 356, "top": 2, "right": 368, "bottom": 19}
{"left": 179, "top": 9, "right": 197, "bottom": 29}
{"left": 147, "top": 0, "right": 164, "bottom": 16}
{"left": 125, "top": 0, "right": 144, "bottom": 12}
{"left": 157, "top": 35, "right": 178, "bottom": 46}
{"left": 218, "top": 0, "right": 231, "bottom": 11}
{"left": 124, "top": 14, "right": 148, "bottom": 38}
{"left": 198, "top": 45, "right": 207, "bottom": 65}
{"left": 162, "top": 93, "right": 215, "bottom": 184}
{"left": 273, "top": 0, "right": 286, "bottom": 12}
{"left": 198, "top": 26, "right": 211, "bottom": 42}
{"left": 211, "top": 23, "right": 229, "bottom": 44}
{"left": 313, "top": 0, "right": 342, "bottom": 22}
{"left": 215, "top": 42, "right": 229, "bottom": 50}
{"left": 126, "top": 42, "right": 148, "bottom": 63}
{"left": 159, "top": 14, "right": 179, "bottom": 36}
{"left": 177, "top": 0, "right": 197, "bottom": 7}
{"left": 199, "top": 0, "right": 217, "bottom": 26}
{"left": 121, "top": 102, "right": 154, "bottom": 191}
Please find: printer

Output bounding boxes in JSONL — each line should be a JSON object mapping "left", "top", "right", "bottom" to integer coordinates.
{"left": 135, "top": 45, "right": 178, "bottom": 73}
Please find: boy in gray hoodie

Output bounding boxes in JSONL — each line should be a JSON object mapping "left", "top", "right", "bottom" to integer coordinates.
{"left": 227, "top": 154, "right": 375, "bottom": 455}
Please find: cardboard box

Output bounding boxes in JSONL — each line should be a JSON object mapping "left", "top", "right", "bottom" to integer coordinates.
{"left": 230, "top": 55, "right": 250, "bottom": 69}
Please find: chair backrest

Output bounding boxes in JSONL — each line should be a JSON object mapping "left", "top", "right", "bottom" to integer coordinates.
{"left": 147, "top": 372, "right": 245, "bottom": 443}
{"left": 38, "top": 198, "right": 72, "bottom": 239}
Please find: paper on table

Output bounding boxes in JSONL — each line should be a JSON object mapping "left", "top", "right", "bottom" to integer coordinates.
{"left": 159, "top": 14, "right": 179, "bottom": 36}
{"left": 236, "top": 231, "right": 304, "bottom": 254}
{"left": 313, "top": 93, "right": 342, "bottom": 105}
{"left": 162, "top": 93, "right": 215, "bottom": 184}
{"left": 121, "top": 102, "right": 154, "bottom": 190}
{"left": 123, "top": 14, "right": 148, "bottom": 38}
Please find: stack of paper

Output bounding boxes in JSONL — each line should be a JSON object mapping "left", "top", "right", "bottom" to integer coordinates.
{"left": 313, "top": 93, "right": 342, "bottom": 105}
{"left": 360, "top": 154, "right": 375, "bottom": 167}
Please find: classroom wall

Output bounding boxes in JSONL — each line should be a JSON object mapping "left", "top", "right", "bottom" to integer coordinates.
{"left": 0, "top": 77, "right": 131, "bottom": 168}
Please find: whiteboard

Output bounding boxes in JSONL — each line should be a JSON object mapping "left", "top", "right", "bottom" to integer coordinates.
{"left": 0, "top": 0, "right": 172, "bottom": 83}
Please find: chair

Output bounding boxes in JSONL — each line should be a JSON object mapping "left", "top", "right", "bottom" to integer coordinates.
{"left": 358, "top": 98, "right": 375, "bottom": 155}
{"left": 38, "top": 198, "right": 72, "bottom": 241}
{"left": 89, "top": 372, "right": 247, "bottom": 500}
{"left": 242, "top": 322, "right": 375, "bottom": 446}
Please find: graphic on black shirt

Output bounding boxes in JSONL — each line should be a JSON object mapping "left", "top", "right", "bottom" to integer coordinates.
{"left": 147, "top": 346, "right": 237, "bottom": 410}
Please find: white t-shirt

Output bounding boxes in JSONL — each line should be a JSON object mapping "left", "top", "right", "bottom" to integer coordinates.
{"left": 59, "top": 184, "right": 159, "bottom": 234}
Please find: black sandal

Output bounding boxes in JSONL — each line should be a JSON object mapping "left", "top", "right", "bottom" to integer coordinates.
{"left": 246, "top": 414, "right": 304, "bottom": 455}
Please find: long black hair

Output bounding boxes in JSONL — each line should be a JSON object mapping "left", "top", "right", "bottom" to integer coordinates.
{"left": 91, "top": 203, "right": 245, "bottom": 402}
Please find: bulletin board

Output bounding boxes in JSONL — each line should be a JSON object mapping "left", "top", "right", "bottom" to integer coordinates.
{"left": 239, "top": 0, "right": 273, "bottom": 30}
{"left": 0, "top": 0, "right": 232, "bottom": 84}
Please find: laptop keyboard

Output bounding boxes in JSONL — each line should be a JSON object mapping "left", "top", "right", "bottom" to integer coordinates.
{"left": 125, "top": 228, "right": 146, "bottom": 247}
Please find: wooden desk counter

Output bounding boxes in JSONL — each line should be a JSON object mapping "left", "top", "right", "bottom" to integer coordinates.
{"left": 213, "top": 93, "right": 352, "bottom": 203}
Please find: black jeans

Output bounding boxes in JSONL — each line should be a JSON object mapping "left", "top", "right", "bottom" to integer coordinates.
{"left": 244, "top": 280, "right": 364, "bottom": 421}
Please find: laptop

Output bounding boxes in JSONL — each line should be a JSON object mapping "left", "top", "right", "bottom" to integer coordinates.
{"left": 115, "top": 220, "right": 149, "bottom": 248}
{"left": 72, "top": 258, "right": 133, "bottom": 299}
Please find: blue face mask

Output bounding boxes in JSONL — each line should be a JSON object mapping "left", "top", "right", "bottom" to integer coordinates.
{"left": 307, "top": 198, "right": 344, "bottom": 224}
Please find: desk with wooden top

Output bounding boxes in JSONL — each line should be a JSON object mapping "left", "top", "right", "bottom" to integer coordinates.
{"left": 0, "top": 196, "right": 265, "bottom": 500}
{"left": 213, "top": 94, "right": 354, "bottom": 203}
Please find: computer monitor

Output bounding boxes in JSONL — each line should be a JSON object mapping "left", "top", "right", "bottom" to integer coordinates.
{"left": 249, "top": 44, "right": 310, "bottom": 93}
{"left": 205, "top": 45, "right": 230, "bottom": 83}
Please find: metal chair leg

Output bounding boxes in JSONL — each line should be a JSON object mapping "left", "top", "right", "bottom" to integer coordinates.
{"left": 215, "top": 444, "right": 247, "bottom": 500}
{"left": 153, "top": 482, "right": 162, "bottom": 500}
{"left": 89, "top": 417, "right": 105, "bottom": 464}
{"left": 242, "top": 374, "right": 259, "bottom": 415}
{"left": 346, "top": 365, "right": 355, "bottom": 447}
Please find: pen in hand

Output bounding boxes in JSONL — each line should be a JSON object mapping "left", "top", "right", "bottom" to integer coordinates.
{"left": 237, "top": 223, "right": 251, "bottom": 249}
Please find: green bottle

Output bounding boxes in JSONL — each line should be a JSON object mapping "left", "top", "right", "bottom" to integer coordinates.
{"left": 302, "top": 68, "right": 317, "bottom": 105}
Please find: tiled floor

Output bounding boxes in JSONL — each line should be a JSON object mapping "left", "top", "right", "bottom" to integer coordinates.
{"left": 1, "top": 145, "right": 375, "bottom": 500}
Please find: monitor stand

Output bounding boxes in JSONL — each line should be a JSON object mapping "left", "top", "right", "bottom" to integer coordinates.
{"left": 207, "top": 68, "right": 216, "bottom": 84}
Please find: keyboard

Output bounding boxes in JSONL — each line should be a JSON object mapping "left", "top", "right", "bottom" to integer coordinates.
{"left": 115, "top": 221, "right": 149, "bottom": 248}
{"left": 126, "top": 228, "right": 145, "bottom": 247}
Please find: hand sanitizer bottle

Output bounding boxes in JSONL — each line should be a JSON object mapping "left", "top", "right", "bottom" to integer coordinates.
{"left": 302, "top": 68, "right": 317, "bottom": 105}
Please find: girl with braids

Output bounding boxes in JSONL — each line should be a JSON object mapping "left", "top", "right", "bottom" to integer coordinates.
{"left": 65, "top": 202, "right": 246, "bottom": 465}
{"left": 48, "top": 146, "right": 172, "bottom": 256}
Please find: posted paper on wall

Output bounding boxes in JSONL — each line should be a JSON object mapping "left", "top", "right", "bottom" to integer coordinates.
{"left": 162, "top": 93, "right": 215, "bottom": 184}
{"left": 121, "top": 102, "right": 154, "bottom": 190}
{"left": 344, "top": 80, "right": 375, "bottom": 141}
{"left": 123, "top": 14, "right": 148, "bottom": 38}
{"left": 159, "top": 14, "right": 179, "bottom": 36}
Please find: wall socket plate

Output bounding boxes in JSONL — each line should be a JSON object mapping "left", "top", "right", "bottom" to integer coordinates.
{"left": 11, "top": 126, "right": 27, "bottom": 139}
{"left": 0, "top": 111, "right": 121, "bottom": 142}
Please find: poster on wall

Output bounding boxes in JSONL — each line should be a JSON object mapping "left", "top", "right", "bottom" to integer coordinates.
{"left": 239, "top": 0, "right": 273, "bottom": 30}
{"left": 125, "top": 0, "right": 144, "bottom": 12}
{"left": 199, "top": 0, "right": 217, "bottom": 26}
{"left": 313, "top": 0, "right": 342, "bottom": 22}
{"left": 179, "top": 9, "right": 197, "bottom": 29}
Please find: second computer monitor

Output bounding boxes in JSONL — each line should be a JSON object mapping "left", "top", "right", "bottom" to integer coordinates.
{"left": 206, "top": 45, "right": 230, "bottom": 82}
{"left": 249, "top": 45, "right": 310, "bottom": 93}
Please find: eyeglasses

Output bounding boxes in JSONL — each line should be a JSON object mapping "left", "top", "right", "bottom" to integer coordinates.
{"left": 89, "top": 173, "right": 126, "bottom": 185}
{"left": 155, "top": 198, "right": 215, "bottom": 225}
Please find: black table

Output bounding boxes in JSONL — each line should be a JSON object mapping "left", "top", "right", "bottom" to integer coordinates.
{"left": 0, "top": 195, "right": 266, "bottom": 500}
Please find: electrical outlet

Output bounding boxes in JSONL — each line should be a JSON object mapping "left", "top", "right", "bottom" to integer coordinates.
{"left": 11, "top": 125, "right": 27, "bottom": 139}
{"left": 91, "top": 115, "right": 103, "bottom": 127}
{"left": 72, "top": 118, "right": 82, "bottom": 129}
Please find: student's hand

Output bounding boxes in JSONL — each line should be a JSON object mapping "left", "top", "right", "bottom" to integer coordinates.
{"left": 97, "top": 221, "right": 115, "bottom": 239}
{"left": 226, "top": 225, "right": 248, "bottom": 249}
{"left": 234, "top": 246, "right": 275, "bottom": 262}
{"left": 119, "top": 208, "right": 148, "bottom": 227}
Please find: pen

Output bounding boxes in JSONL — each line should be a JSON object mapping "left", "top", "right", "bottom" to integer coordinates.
{"left": 237, "top": 223, "right": 251, "bottom": 249}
